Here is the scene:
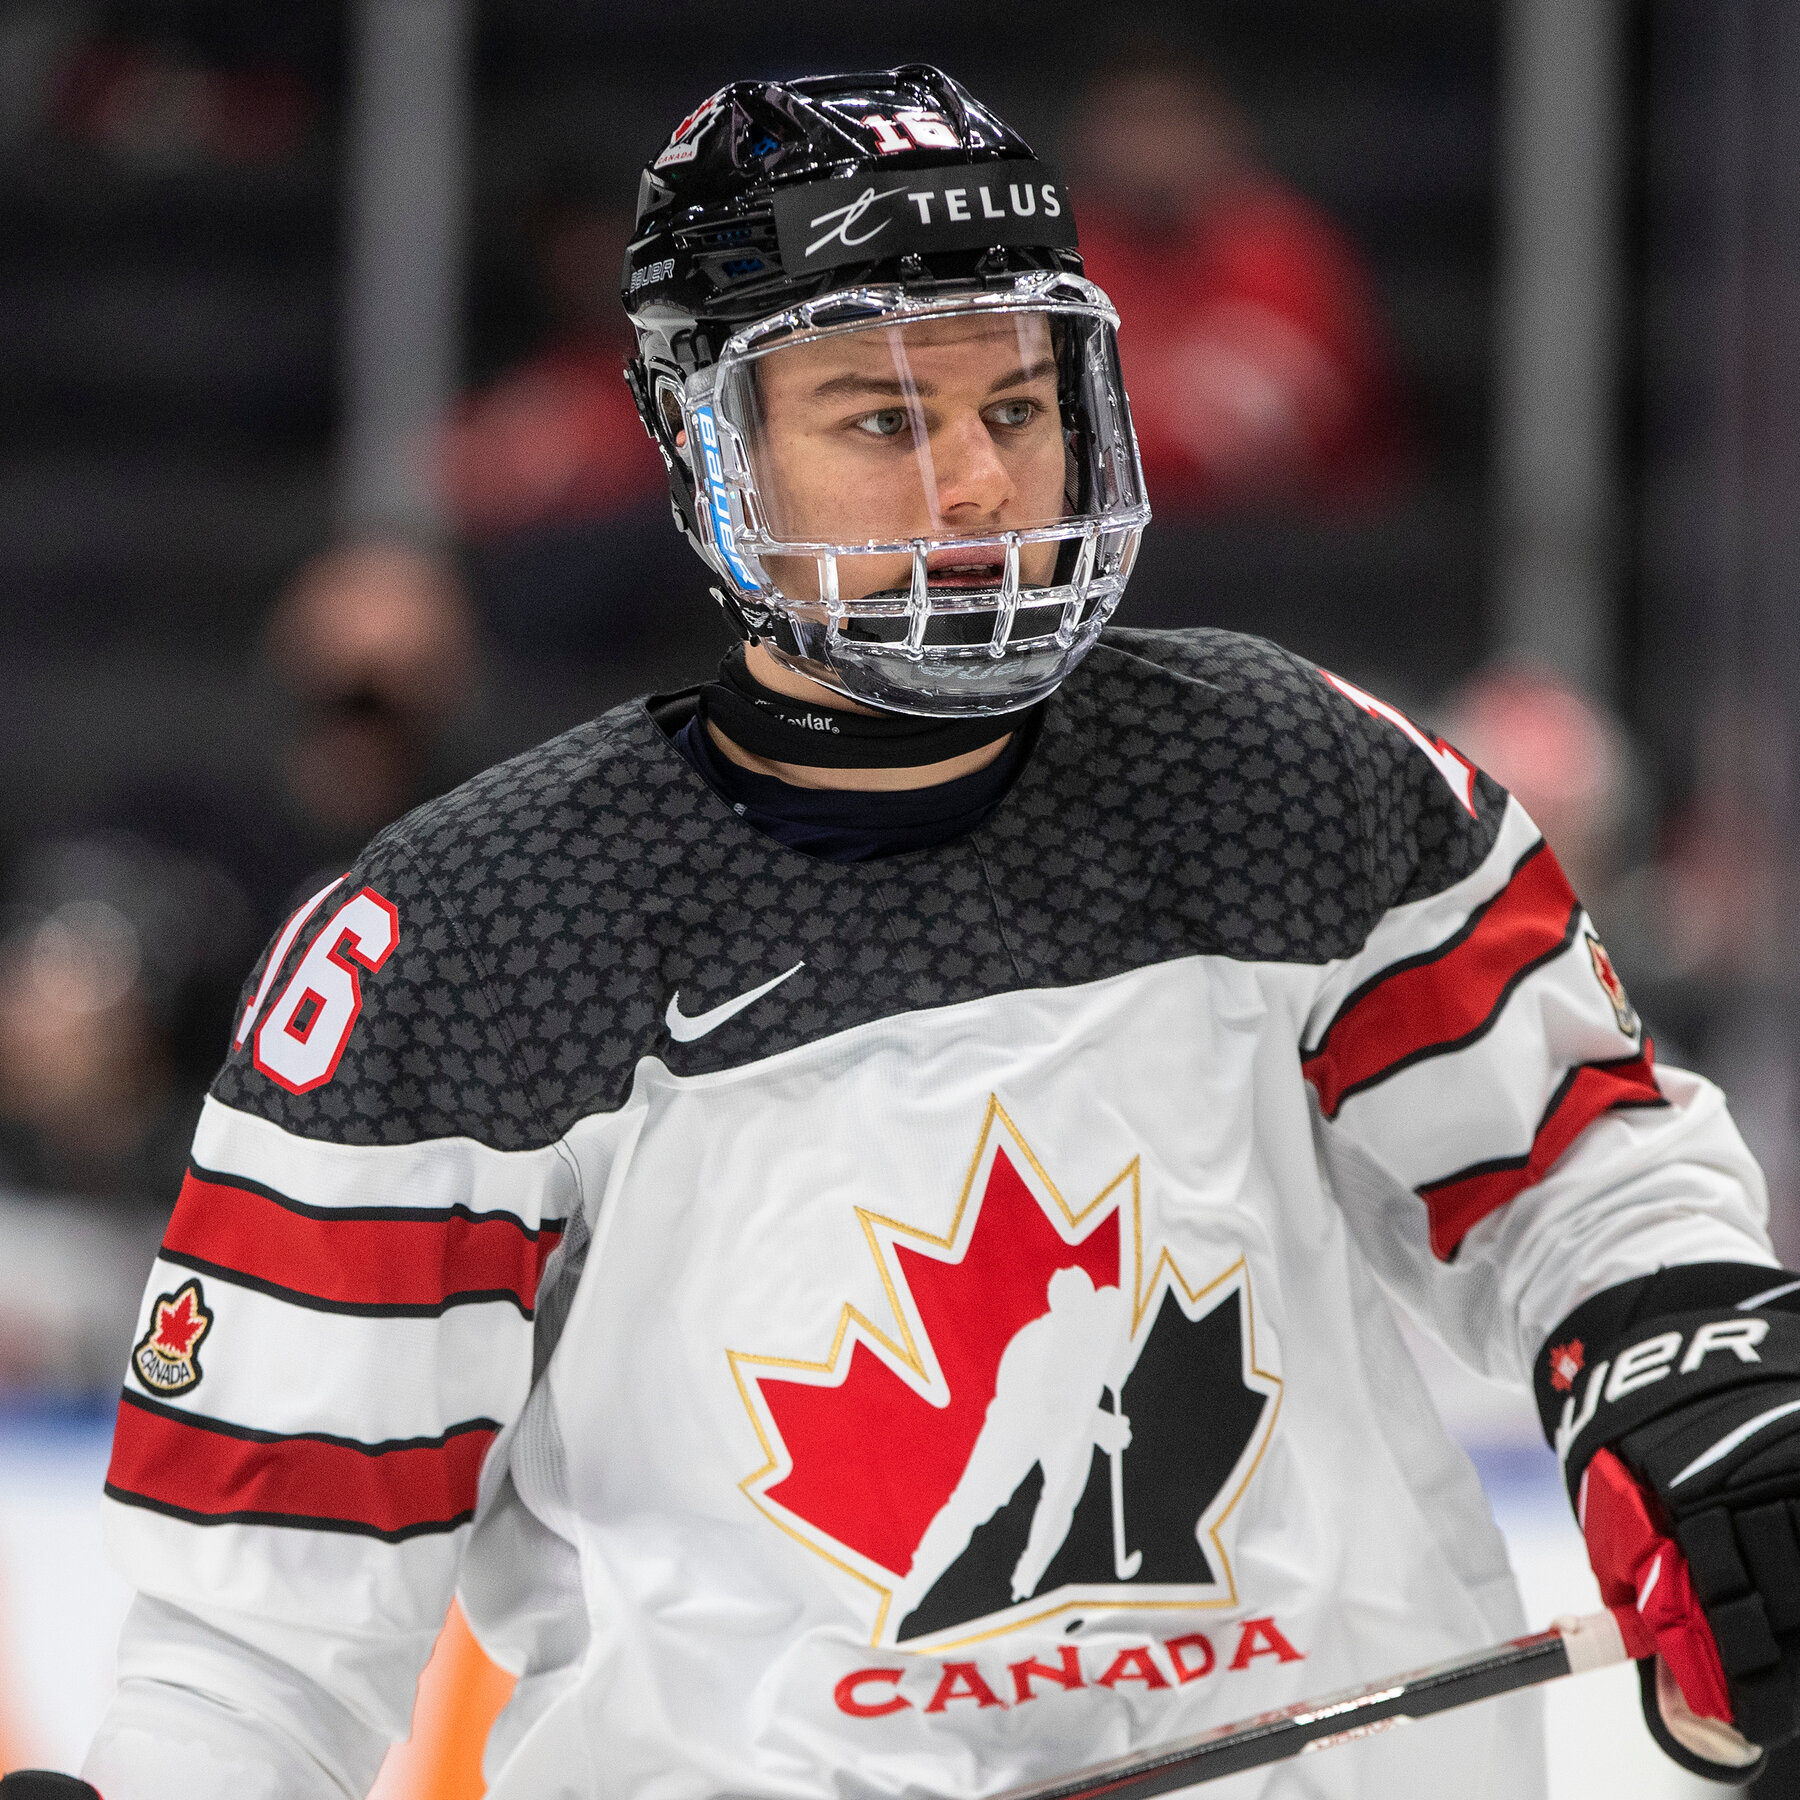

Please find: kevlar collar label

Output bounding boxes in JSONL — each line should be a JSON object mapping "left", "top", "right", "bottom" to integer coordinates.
{"left": 698, "top": 647, "right": 1031, "bottom": 769}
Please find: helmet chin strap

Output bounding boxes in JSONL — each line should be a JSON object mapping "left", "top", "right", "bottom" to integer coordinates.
{"left": 697, "top": 646, "right": 1030, "bottom": 770}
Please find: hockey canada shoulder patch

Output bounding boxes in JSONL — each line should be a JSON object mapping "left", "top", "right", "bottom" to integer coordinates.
{"left": 1585, "top": 931, "right": 1639, "bottom": 1037}
{"left": 132, "top": 1279, "right": 213, "bottom": 1396}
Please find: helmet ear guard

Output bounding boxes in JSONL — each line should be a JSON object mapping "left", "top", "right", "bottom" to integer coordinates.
{"left": 629, "top": 355, "right": 766, "bottom": 651}
{"left": 627, "top": 366, "right": 782, "bottom": 648}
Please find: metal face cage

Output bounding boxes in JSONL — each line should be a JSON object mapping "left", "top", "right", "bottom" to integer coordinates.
{"left": 673, "top": 271, "right": 1150, "bottom": 716}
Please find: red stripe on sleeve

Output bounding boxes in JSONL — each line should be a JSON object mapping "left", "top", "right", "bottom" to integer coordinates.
{"left": 106, "top": 1396, "right": 496, "bottom": 1538}
{"left": 164, "top": 1169, "right": 563, "bottom": 1313}
{"left": 1420, "top": 1049, "right": 1664, "bottom": 1260}
{"left": 1303, "top": 842, "right": 1580, "bottom": 1118}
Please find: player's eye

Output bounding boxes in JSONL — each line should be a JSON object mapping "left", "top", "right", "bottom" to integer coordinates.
{"left": 853, "top": 408, "right": 911, "bottom": 439}
{"left": 986, "top": 398, "right": 1039, "bottom": 430}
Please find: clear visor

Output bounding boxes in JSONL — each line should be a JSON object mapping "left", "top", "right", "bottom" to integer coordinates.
{"left": 679, "top": 280, "right": 1149, "bottom": 713}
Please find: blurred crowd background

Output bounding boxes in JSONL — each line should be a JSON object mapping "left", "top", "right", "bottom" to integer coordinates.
{"left": 0, "top": 0, "right": 1796, "bottom": 1412}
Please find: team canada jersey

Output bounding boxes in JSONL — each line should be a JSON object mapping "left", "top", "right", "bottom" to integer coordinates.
{"left": 87, "top": 629, "right": 1772, "bottom": 1800}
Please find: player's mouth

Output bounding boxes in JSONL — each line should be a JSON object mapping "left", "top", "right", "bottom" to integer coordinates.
{"left": 924, "top": 551, "right": 1007, "bottom": 590}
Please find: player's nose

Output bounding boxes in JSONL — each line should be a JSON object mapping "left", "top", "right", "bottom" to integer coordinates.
{"left": 929, "top": 407, "right": 1014, "bottom": 522}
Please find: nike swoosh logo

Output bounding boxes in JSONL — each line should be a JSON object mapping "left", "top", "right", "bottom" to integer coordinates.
{"left": 666, "top": 961, "right": 805, "bottom": 1044}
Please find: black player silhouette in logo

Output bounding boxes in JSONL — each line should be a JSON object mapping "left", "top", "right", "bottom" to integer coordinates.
{"left": 904, "top": 1266, "right": 1136, "bottom": 1610}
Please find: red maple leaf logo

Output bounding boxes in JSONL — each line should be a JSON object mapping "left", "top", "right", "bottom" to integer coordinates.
{"left": 732, "top": 1104, "right": 1135, "bottom": 1598}
{"left": 1548, "top": 1339, "right": 1585, "bottom": 1393}
{"left": 744, "top": 1142, "right": 1120, "bottom": 1584}
{"left": 149, "top": 1284, "right": 209, "bottom": 1359}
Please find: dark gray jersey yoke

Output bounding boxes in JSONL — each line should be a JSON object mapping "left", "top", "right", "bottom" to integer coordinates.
{"left": 212, "top": 630, "right": 1506, "bottom": 1151}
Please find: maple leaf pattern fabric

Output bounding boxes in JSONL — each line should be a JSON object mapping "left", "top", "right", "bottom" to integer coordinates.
{"left": 206, "top": 628, "right": 1510, "bottom": 1151}
{"left": 91, "top": 627, "right": 1773, "bottom": 1800}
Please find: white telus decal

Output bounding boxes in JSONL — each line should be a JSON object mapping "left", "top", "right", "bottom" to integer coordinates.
{"left": 1323, "top": 670, "right": 1478, "bottom": 817}
{"left": 253, "top": 887, "right": 400, "bottom": 1094}
{"left": 904, "top": 182, "right": 1064, "bottom": 226}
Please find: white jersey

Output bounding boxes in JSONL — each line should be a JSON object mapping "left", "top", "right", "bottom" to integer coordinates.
{"left": 85, "top": 630, "right": 1772, "bottom": 1799}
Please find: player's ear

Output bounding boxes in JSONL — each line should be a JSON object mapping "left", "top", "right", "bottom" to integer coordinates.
{"left": 660, "top": 388, "right": 690, "bottom": 461}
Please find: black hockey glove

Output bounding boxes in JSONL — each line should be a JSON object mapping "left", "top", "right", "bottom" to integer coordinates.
{"left": 1536, "top": 1261, "right": 1800, "bottom": 1784}
{"left": 0, "top": 1777, "right": 102, "bottom": 1798}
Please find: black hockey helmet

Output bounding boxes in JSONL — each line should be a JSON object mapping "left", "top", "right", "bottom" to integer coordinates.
{"left": 622, "top": 66, "right": 1149, "bottom": 716}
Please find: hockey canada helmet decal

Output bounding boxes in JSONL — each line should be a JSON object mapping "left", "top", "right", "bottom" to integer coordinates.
{"left": 132, "top": 1278, "right": 214, "bottom": 1397}
{"left": 730, "top": 1100, "right": 1280, "bottom": 1650}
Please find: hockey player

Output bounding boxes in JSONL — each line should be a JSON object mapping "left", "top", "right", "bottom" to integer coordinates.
{"left": 23, "top": 64, "right": 1800, "bottom": 1800}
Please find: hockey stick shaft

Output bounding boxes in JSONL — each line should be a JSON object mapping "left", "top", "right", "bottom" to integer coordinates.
{"left": 991, "top": 1610, "right": 1628, "bottom": 1800}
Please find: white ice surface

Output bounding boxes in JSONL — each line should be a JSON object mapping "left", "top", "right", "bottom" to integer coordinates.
{"left": 0, "top": 1409, "right": 133, "bottom": 1772}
